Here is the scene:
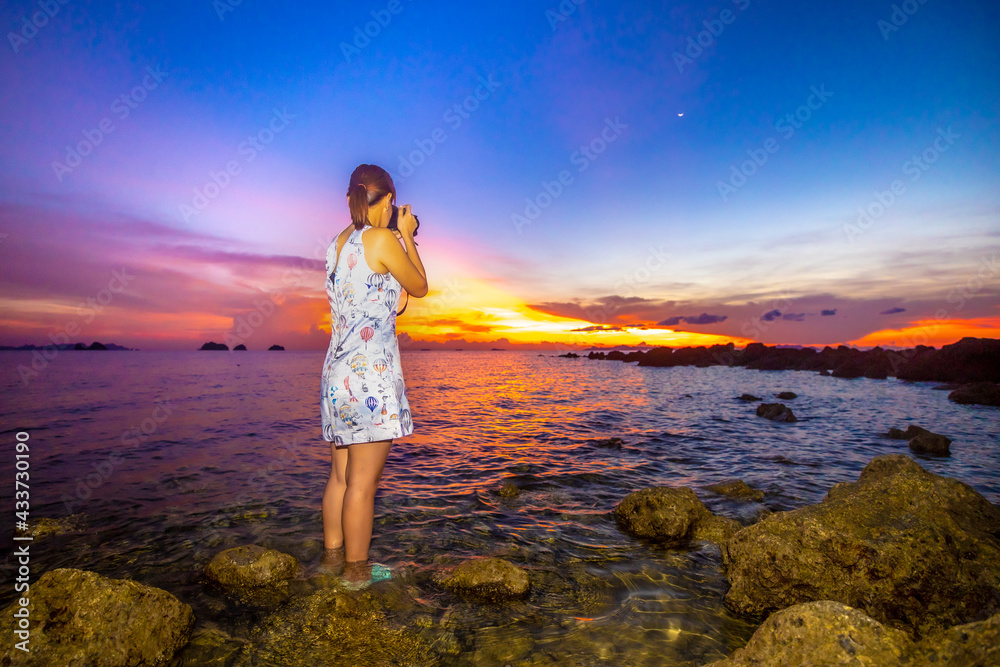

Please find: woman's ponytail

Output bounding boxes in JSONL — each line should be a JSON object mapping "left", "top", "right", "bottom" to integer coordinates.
{"left": 346, "top": 164, "right": 396, "bottom": 231}
{"left": 348, "top": 183, "right": 369, "bottom": 230}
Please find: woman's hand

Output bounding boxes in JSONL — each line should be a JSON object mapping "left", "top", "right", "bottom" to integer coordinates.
{"left": 397, "top": 204, "right": 418, "bottom": 238}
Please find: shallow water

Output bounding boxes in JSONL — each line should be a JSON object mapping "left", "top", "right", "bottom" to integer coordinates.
{"left": 2, "top": 350, "right": 999, "bottom": 665}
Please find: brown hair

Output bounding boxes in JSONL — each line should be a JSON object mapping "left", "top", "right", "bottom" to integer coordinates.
{"left": 347, "top": 164, "right": 396, "bottom": 230}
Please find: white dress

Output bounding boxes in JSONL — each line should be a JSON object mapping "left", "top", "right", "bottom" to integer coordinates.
{"left": 320, "top": 226, "right": 413, "bottom": 445}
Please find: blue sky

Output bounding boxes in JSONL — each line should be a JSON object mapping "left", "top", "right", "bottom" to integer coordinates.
{"left": 0, "top": 0, "right": 998, "bottom": 349}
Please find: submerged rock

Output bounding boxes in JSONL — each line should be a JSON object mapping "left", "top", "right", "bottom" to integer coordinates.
{"left": 884, "top": 424, "right": 952, "bottom": 455}
{"left": 885, "top": 424, "right": 929, "bottom": 440}
{"left": 496, "top": 481, "right": 520, "bottom": 498}
{"left": 437, "top": 557, "right": 530, "bottom": 602}
{"left": 755, "top": 402, "right": 797, "bottom": 422}
{"left": 775, "top": 391, "right": 797, "bottom": 400}
{"left": 704, "top": 601, "right": 912, "bottom": 666}
{"left": 909, "top": 431, "right": 952, "bottom": 456}
{"left": 948, "top": 381, "right": 1000, "bottom": 407}
{"left": 615, "top": 486, "right": 741, "bottom": 545}
{"left": 205, "top": 544, "right": 298, "bottom": 589}
{"left": 738, "top": 394, "right": 762, "bottom": 401}
{"left": 721, "top": 454, "right": 1000, "bottom": 638}
{"left": 0, "top": 568, "right": 194, "bottom": 667}
{"left": 704, "top": 480, "right": 765, "bottom": 503}
{"left": 592, "top": 436, "right": 625, "bottom": 449}
{"left": 234, "top": 587, "right": 434, "bottom": 666}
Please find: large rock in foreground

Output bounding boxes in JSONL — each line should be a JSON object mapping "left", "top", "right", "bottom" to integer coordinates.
{"left": 706, "top": 601, "right": 1000, "bottom": 667}
{"left": 437, "top": 557, "right": 530, "bottom": 602}
{"left": 0, "top": 568, "right": 194, "bottom": 667}
{"left": 615, "top": 486, "right": 740, "bottom": 545}
{"left": 704, "top": 600, "right": 912, "bottom": 666}
{"left": 721, "top": 454, "right": 1000, "bottom": 638}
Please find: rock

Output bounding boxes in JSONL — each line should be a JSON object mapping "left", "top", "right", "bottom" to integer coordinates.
{"left": 818, "top": 369, "right": 831, "bottom": 376}
{"left": 233, "top": 344, "right": 247, "bottom": 351}
{"left": 738, "top": 394, "right": 762, "bottom": 401}
{"left": 755, "top": 403, "right": 797, "bottom": 422}
{"left": 704, "top": 480, "right": 765, "bottom": 503}
{"left": 886, "top": 424, "right": 930, "bottom": 440}
{"left": 721, "top": 454, "right": 1000, "bottom": 638}
{"left": 883, "top": 424, "right": 952, "bottom": 455}
{"left": 909, "top": 431, "right": 952, "bottom": 456}
{"left": 896, "top": 337, "right": 1000, "bottom": 384}
{"left": 437, "top": 557, "right": 530, "bottom": 602}
{"left": 558, "top": 352, "right": 580, "bottom": 358}
{"left": 614, "top": 486, "right": 740, "bottom": 545}
{"left": 235, "top": 587, "right": 434, "bottom": 666}
{"left": 592, "top": 437, "right": 624, "bottom": 449}
{"left": 204, "top": 544, "right": 298, "bottom": 590}
{"left": 703, "top": 601, "right": 912, "bottom": 666}
{"left": 0, "top": 568, "right": 194, "bottom": 667}
{"left": 199, "top": 341, "right": 229, "bottom": 351}
{"left": 267, "top": 344, "right": 285, "bottom": 351}
{"left": 907, "top": 610, "right": 1000, "bottom": 665}
{"left": 18, "top": 514, "right": 86, "bottom": 539}
{"left": 775, "top": 391, "right": 797, "bottom": 399}
{"left": 948, "top": 382, "right": 1000, "bottom": 407}
{"left": 175, "top": 627, "right": 249, "bottom": 666}
{"left": 496, "top": 481, "right": 520, "bottom": 498}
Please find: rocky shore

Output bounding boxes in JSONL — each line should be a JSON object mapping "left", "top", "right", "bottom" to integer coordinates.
{"left": 5, "top": 449, "right": 998, "bottom": 666}
{"left": 584, "top": 337, "right": 1000, "bottom": 401}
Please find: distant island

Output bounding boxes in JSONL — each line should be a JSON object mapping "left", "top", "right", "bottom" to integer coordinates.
{"left": 199, "top": 341, "right": 229, "bottom": 351}
{"left": 234, "top": 344, "right": 247, "bottom": 351}
{"left": 0, "top": 341, "right": 135, "bottom": 351}
{"left": 491, "top": 348, "right": 505, "bottom": 351}
{"left": 268, "top": 344, "right": 285, "bottom": 351}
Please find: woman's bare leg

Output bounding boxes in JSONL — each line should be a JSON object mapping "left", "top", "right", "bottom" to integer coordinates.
{"left": 342, "top": 439, "right": 392, "bottom": 565}
{"left": 322, "top": 444, "right": 350, "bottom": 549}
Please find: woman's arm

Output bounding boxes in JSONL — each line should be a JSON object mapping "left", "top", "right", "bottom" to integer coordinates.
{"left": 370, "top": 215, "right": 427, "bottom": 297}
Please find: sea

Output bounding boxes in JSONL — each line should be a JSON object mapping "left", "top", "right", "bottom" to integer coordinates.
{"left": 1, "top": 349, "right": 998, "bottom": 665}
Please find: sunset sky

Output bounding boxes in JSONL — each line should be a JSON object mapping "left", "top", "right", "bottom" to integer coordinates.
{"left": 1, "top": 0, "right": 998, "bottom": 351}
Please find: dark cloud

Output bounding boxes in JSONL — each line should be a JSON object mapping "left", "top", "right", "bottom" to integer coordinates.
{"left": 781, "top": 313, "right": 806, "bottom": 322}
{"left": 821, "top": 309, "right": 837, "bottom": 316}
{"left": 656, "top": 313, "right": 727, "bottom": 326}
{"left": 761, "top": 309, "right": 782, "bottom": 321}
{"left": 880, "top": 307, "right": 906, "bottom": 315}
{"left": 569, "top": 325, "right": 623, "bottom": 332}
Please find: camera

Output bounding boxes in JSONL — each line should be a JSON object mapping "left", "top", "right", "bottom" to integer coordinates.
{"left": 387, "top": 204, "right": 419, "bottom": 237}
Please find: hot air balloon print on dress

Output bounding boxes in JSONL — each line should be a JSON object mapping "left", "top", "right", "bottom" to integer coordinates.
{"left": 321, "top": 226, "right": 414, "bottom": 445}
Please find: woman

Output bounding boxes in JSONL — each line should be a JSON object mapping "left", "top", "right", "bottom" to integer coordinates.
{"left": 320, "top": 164, "right": 427, "bottom": 588}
